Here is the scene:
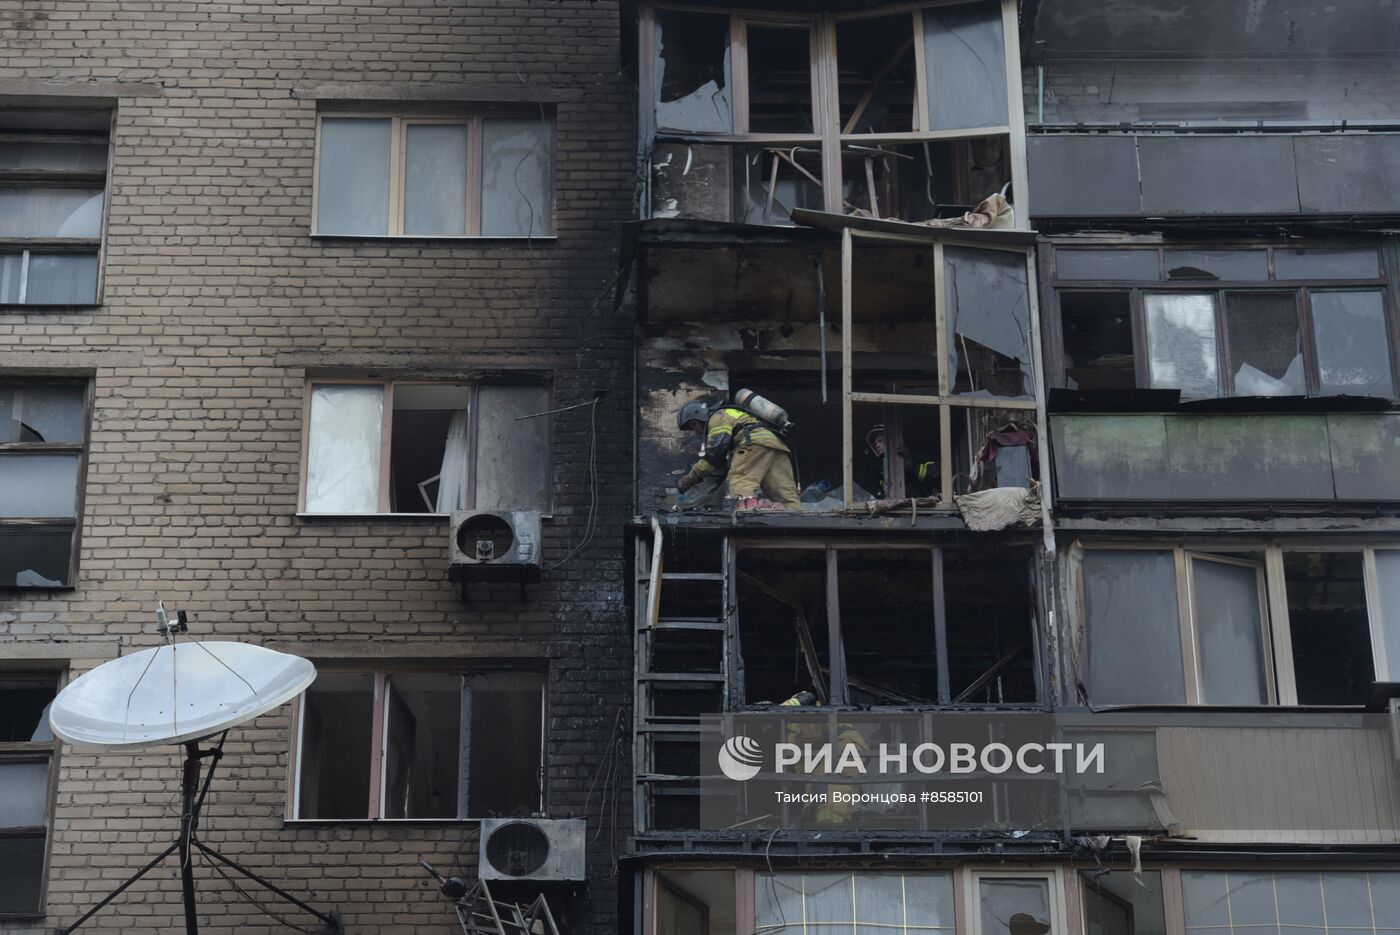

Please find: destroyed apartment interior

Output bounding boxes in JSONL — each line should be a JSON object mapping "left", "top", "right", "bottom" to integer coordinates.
{"left": 5, "top": 1, "right": 1400, "bottom": 934}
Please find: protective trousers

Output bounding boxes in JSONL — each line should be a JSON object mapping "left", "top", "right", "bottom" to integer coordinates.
{"left": 726, "top": 443, "right": 800, "bottom": 507}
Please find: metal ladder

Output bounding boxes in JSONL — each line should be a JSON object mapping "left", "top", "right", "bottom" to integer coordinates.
{"left": 633, "top": 517, "right": 729, "bottom": 832}
{"left": 454, "top": 880, "right": 560, "bottom": 935}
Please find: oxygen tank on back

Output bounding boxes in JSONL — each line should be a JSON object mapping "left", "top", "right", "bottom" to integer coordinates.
{"left": 733, "top": 389, "right": 793, "bottom": 434}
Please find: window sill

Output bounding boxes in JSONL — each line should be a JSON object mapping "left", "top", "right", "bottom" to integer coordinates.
{"left": 284, "top": 817, "right": 481, "bottom": 826}
{"left": 0, "top": 304, "right": 101, "bottom": 311}
{"left": 309, "top": 233, "right": 557, "bottom": 243}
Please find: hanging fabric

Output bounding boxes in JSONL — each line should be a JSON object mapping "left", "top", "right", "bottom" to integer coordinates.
{"left": 435, "top": 409, "right": 470, "bottom": 512}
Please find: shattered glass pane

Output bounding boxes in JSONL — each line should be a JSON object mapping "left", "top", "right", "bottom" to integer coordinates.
{"left": 481, "top": 118, "right": 553, "bottom": 237}
{"left": 1191, "top": 558, "right": 1268, "bottom": 704}
{"left": 316, "top": 118, "right": 391, "bottom": 235}
{"left": 305, "top": 384, "right": 383, "bottom": 513}
{"left": 923, "top": 2, "right": 1008, "bottom": 132}
{"left": 1144, "top": 292, "right": 1220, "bottom": 398}
{"left": 404, "top": 124, "right": 468, "bottom": 236}
{"left": 1310, "top": 290, "right": 1394, "bottom": 398}
{"left": 1274, "top": 248, "right": 1380, "bottom": 280}
{"left": 943, "top": 246, "right": 1032, "bottom": 399}
{"left": 1164, "top": 249, "right": 1268, "bottom": 282}
{"left": 0, "top": 453, "right": 79, "bottom": 517}
{"left": 1083, "top": 550, "right": 1186, "bottom": 705}
{"left": 0, "top": 384, "right": 85, "bottom": 443}
{"left": 0, "top": 188, "right": 103, "bottom": 238}
{"left": 979, "top": 878, "right": 1051, "bottom": 935}
{"left": 1224, "top": 292, "right": 1304, "bottom": 396}
{"left": 475, "top": 385, "right": 550, "bottom": 511}
{"left": 0, "top": 526, "right": 71, "bottom": 588}
{"left": 1060, "top": 292, "right": 1136, "bottom": 390}
{"left": 655, "top": 8, "right": 732, "bottom": 133}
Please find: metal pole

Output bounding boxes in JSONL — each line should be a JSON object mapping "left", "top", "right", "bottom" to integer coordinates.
{"left": 193, "top": 840, "right": 342, "bottom": 931}
{"left": 53, "top": 841, "right": 180, "bottom": 934}
{"left": 180, "top": 741, "right": 200, "bottom": 935}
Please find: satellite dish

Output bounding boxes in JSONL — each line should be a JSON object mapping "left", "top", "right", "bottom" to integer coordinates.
{"left": 50, "top": 641, "right": 316, "bottom": 749}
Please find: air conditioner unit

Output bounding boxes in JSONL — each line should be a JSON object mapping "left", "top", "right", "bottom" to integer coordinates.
{"left": 449, "top": 511, "right": 542, "bottom": 583}
{"left": 478, "top": 818, "right": 585, "bottom": 882}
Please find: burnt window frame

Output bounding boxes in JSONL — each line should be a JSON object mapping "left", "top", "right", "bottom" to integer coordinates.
{"left": 0, "top": 670, "right": 63, "bottom": 919}
{"left": 0, "top": 377, "right": 94, "bottom": 590}
{"left": 296, "top": 377, "right": 554, "bottom": 517}
{"left": 729, "top": 537, "right": 1044, "bottom": 709}
{"left": 287, "top": 666, "right": 547, "bottom": 822}
{"left": 638, "top": 0, "right": 1029, "bottom": 226}
{"left": 1042, "top": 242, "right": 1400, "bottom": 401}
{"left": 310, "top": 109, "right": 557, "bottom": 239}
{"left": 1074, "top": 541, "right": 1400, "bottom": 708}
{"left": 0, "top": 103, "right": 114, "bottom": 309}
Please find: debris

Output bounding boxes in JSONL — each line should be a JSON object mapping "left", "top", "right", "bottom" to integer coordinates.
{"left": 954, "top": 485, "right": 1041, "bottom": 531}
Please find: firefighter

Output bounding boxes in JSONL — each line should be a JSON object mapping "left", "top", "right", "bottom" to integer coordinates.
{"left": 860, "top": 425, "right": 937, "bottom": 499}
{"left": 675, "top": 398, "right": 801, "bottom": 509}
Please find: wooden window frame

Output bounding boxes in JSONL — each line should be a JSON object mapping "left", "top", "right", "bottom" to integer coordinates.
{"left": 840, "top": 228, "right": 1045, "bottom": 511}
{"left": 1077, "top": 541, "right": 1394, "bottom": 708}
{"left": 310, "top": 111, "right": 555, "bottom": 239}
{"left": 296, "top": 378, "right": 553, "bottom": 516}
{"left": 0, "top": 109, "right": 114, "bottom": 308}
{"left": 1045, "top": 241, "right": 1400, "bottom": 400}
{"left": 0, "top": 670, "right": 65, "bottom": 920}
{"left": 640, "top": 0, "right": 1030, "bottom": 225}
{"left": 288, "top": 666, "right": 546, "bottom": 822}
{"left": 729, "top": 538, "right": 1042, "bottom": 708}
{"left": 0, "top": 377, "right": 94, "bottom": 590}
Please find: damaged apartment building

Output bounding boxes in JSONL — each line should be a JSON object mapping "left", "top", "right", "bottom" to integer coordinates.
{"left": 623, "top": 1, "right": 1400, "bottom": 933}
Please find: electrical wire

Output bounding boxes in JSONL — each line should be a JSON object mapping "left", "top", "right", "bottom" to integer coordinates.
{"left": 546, "top": 398, "right": 601, "bottom": 571}
{"left": 207, "top": 859, "right": 324, "bottom": 935}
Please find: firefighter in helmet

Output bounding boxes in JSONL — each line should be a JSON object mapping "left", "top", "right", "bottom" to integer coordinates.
{"left": 675, "top": 398, "right": 801, "bottom": 509}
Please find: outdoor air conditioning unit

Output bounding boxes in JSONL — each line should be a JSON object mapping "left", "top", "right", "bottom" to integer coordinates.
{"left": 449, "top": 511, "right": 543, "bottom": 586}
{"left": 478, "top": 818, "right": 585, "bottom": 882}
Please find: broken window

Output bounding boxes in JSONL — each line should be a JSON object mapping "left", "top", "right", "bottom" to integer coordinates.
{"left": 1052, "top": 243, "right": 1398, "bottom": 400}
{"left": 1060, "top": 292, "right": 1135, "bottom": 391}
{"left": 0, "top": 673, "right": 58, "bottom": 915}
{"left": 302, "top": 380, "right": 549, "bottom": 514}
{"left": 840, "top": 138, "right": 1010, "bottom": 222}
{"left": 835, "top": 14, "right": 916, "bottom": 134}
{"left": 1224, "top": 292, "right": 1305, "bottom": 396}
{"left": 315, "top": 113, "right": 554, "bottom": 237}
{"left": 745, "top": 25, "right": 813, "bottom": 134}
{"left": 1285, "top": 552, "right": 1373, "bottom": 705}
{"left": 0, "top": 108, "right": 109, "bottom": 306}
{"left": 735, "top": 542, "right": 1038, "bottom": 707}
{"left": 1143, "top": 292, "right": 1220, "bottom": 398}
{"left": 1083, "top": 545, "right": 1387, "bottom": 707}
{"left": 756, "top": 872, "right": 956, "bottom": 933}
{"left": 293, "top": 669, "right": 543, "bottom": 820}
{"left": 0, "top": 380, "right": 90, "bottom": 588}
{"left": 921, "top": 2, "right": 1008, "bottom": 132}
{"left": 1182, "top": 871, "right": 1400, "bottom": 932}
{"left": 1081, "top": 871, "right": 1167, "bottom": 935}
{"left": 944, "top": 245, "right": 1033, "bottom": 399}
{"left": 731, "top": 145, "right": 823, "bottom": 225}
{"left": 975, "top": 875, "right": 1056, "bottom": 935}
{"left": 654, "top": 8, "right": 732, "bottom": 134}
{"left": 1310, "top": 290, "right": 1394, "bottom": 398}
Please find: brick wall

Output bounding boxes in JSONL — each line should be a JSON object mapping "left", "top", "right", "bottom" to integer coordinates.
{"left": 0, "top": 1, "right": 634, "bottom": 932}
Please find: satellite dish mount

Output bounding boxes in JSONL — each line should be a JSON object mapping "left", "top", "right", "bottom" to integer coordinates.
{"left": 50, "top": 605, "right": 340, "bottom": 935}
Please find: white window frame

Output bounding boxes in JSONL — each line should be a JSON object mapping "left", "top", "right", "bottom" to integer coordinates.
{"left": 288, "top": 668, "right": 546, "bottom": 822}
{"left": 310, "top": 111, "right": 556, "bottom": 239}
{"left": 965, "top": 867, "right": 1069, "bottom": 935}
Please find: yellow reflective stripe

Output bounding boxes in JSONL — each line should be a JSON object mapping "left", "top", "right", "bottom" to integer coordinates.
{"left": 917, "top": 462, "right": 932, "bottom": 483}
{"left": 709, "top": 425, "right": 735, "bottom": 436}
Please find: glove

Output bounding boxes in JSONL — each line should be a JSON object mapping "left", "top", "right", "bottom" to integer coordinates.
{"left": 677, "top": 475, "right": 696, "bottom": 492}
